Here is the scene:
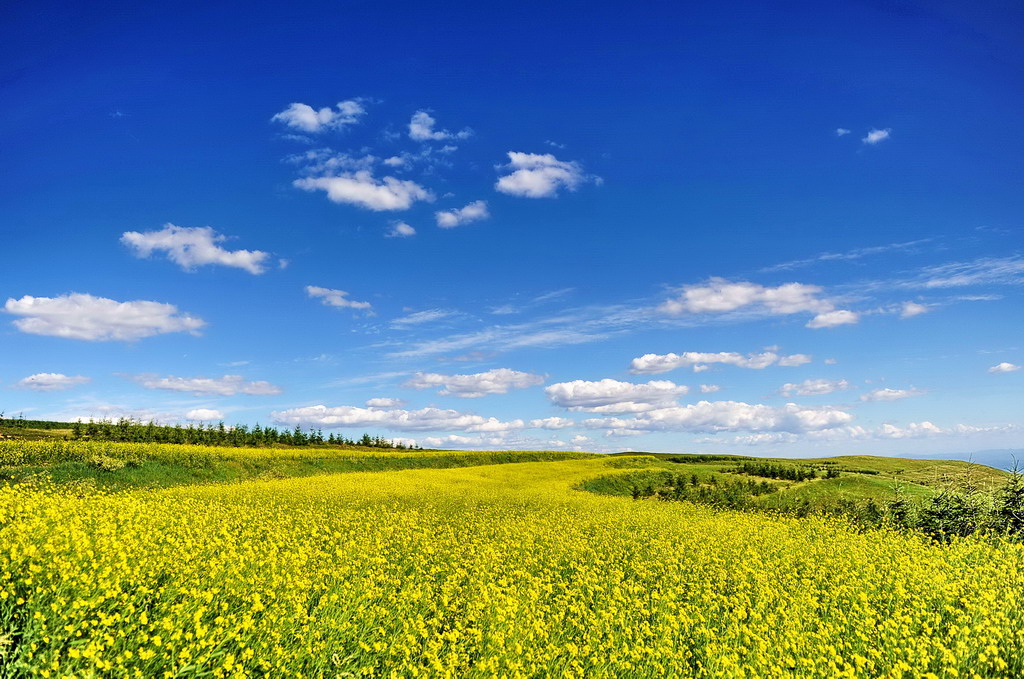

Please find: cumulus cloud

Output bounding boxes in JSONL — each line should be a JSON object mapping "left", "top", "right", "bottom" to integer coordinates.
{"left": 186, "top": 408, "right": 224, "bottom": 421}
{"left": 860, "top": 387, "right": 925, "bottom": 402}
{"left": 121, "top": 224, "right": 270, "bottom": 274}
{"left": 582, "top": 401, "right": 853, "bottom": 435}
{"left": 391, "top": 309, "right": 455, "bottom": 327}
{"left": 900, "top": 302, "right": 930, "bottom": 318}
{"left": 386, "top": 222, "right": 416, "bottom": 238}
{"left": 700, "top": 384, "right": 721, "bottom": 394}
{"left": 408, "top": 111, "right": 472, "bottom": 141}
{"left": 294, "top": 172, "right": 434, "bottom": 211}
{"left": 779, "top": 378, "right": 853, "bottom": 397}
{"left": 545, "top": 379, "right": 688, "bottom": 413}
{"left": 272, "top": 100, "right": 365, "bottom": 133}
{"left": 4, "top": 294, "right": 205, "bottom": 341}
{"left": 435, "top": 200, "right": 490, "bottom": 228}
{"left": 988, "top": 362, "right": 1021, "bottom": 374}
{"left": 806, "top": 310, "right": 859, "bottom": 329}
{"left": 659, "top": 278, "right": 834, "bottom": 318}
{"left": 132, "top": 374, "right": 282, "bottom": 396}
{"left": 271, "top": 404, "right": 524, "bottom": 433}
{"left": 862, "top": 128, "right": 892, "bottom": 145}
{"left": 494, "top": 152, "right": 598, "bottom": 198}
{"left": 529, "top": 416, "right": 576, "bottom": 430}
{"left": 305, "top": 286, "right": 372, "bottom": 310}
{"left": 15, "top": 373, "right": 91, "bottom": 391}
{"left": 366, "top": 397, "right": 404, "bottom": 408}
{"left": 404, "top": 368, "right": 544, "bottom": 398}
{"left": 835, "top": 128, "right": 851, "bottom": 136}
{"left": 629, "top": 351, "right": 810, "bottom": 375}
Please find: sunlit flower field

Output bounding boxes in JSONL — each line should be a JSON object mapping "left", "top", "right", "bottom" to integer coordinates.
{"left": 2, "top": 454, "right": 1022, "bottom": 677}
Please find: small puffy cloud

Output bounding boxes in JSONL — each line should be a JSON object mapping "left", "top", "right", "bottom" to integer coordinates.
{"left": 4, "top": 294, "right": 204, "bottom": 341}
{"left": 700, "top": 384, "right": 721, "bottom": 393}
{"left": 272, "top": 100, "right": 365, "bottom": 133}
{"left": 860, "top": 387, "right": 925, "bottom": 402}
{"left": 779, "top": 378, "right": 853, "bottom": 397}
{"left": 900, "top": 302, "right": 930, "bottom": 318}
{"left": 583, "top": 401, "right": 853, "bottom": 435}
{"left": 835, "top": 128, "right": 851, "bottom": 136}
{"left": 629, "top": 351, "right": 809, "bottom": 375}
{"left": 862, "top": 128, "right": 892, "bottom": 145}
{"left": 529, "top": 416, "right": 576, "bottom": 430}
{"left": 435, "top": 200, "right": 490, "bottom": 228}
{"left": 386, "top": 222, "right": 416, "bottom": 238}
{"left": 988, "top": 362, "right": 1021, "bottom": 374}
{"left": 186, "top": 408, "right": 224, "bottom": 421}
{"left": 408, "top": 111, "right": 472, "bottom": 141}
{"left": 305, "top": 286, "right": 372, "bottom": 310}
{"left": 132, "top": 374, "right": 282, "bottom": 396}
{"left": 824, "top": 358, "right": 838, "bottom": 365}
{"left": 391, "top": 309, "right": 455, "bottom": 327}
{"left": 405, "top": 368, "right": 544, "bottom": 398}
{"left": 366, "top": 397, "right": 404, "bottom": 408}
{"left": 294, "top": 171, "right": 434, "bottom": 211}
{"left": 271, "top": 404, "right": 524, "bottom": 433}
{"left": 806, "top": 310, "right": 859, "bottom": 329}
{"left": 121, "top": 224, "right": 270, "bottom": 274}
{"left": 15, "top": 373, "right": 91, "bottom": 391}
{"left": 545, "top": 379, "right": 688, "bottom": 413}
{"left": 659, "top": 278, "right": 832, "bottom": 317}
{"left": 495, "top": 152, "right": 598, "bottom": 198}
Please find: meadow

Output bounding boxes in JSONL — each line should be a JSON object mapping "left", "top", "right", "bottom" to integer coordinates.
{"left": 1, "top": 440, "right": 1023, "bottom": 677}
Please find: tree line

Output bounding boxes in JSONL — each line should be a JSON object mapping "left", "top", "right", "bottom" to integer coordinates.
{"left": 64, "top": 417, "right": 419, "bottom": 449}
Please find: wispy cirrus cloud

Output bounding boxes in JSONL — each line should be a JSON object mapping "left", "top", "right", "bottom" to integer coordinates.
{"left": 130, "top": 374, "right": 282, "bottom": 396}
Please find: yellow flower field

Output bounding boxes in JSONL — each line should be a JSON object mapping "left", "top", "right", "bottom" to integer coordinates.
{"left": 1, "top": 456, "right": 1022, "bottom": 677}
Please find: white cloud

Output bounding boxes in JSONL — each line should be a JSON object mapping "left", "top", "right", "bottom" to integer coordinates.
{"left": 294, "top": 171, "right": 434, "bottom": 211}
{"left": 305, "top": 286, "right": 372, "bottom": 311}
{"left": 391, "top": 309, "right": 455, "bottom": 327}
{"left": 900, "top": 302, "right": 930, "bottom": 318}
{"left": 494, "top": 152, "right": 598, "bottom": 198}
{"left": 286, "top": 149, "right": 377, "bottom": 174}
{"left": 835, "top": 128, "right": 851, "bottom": 136}
{"left": 529, "top": 416, "right": 576, "bottom": 430}
{"left": 762, "top": 239, "right": 932, "bottom": 273}
{"left": 15, "top": 373, "right": 91, "bottom": 391}
{"left": 659, "top": 278, "right": 833, "bottom": 317}
{"left": 911, "top": 255, "right": 1024, "bottom": 289}
{"left": 583, "top": 400, "right": 853, "bottom": 435}
{"left": 862, "top": 128, "right": 892, "bottom": 145}
{"left": 271, "top": 404, "right": 524, "bottom": 433}
{"left": 779, "top": 378, "right": 853, "bottom": 397}
{"left": 404, "top": 368, "right": 544, "bottom": 398}
{"left": 4, "top": 294, "right": 205, "bottom": 341}
{"left": 386, "top": 221, "right": 416, "bottom": 238}
{"left": 121, "top": 224, "right": 270, "bottom": 275}
{"left": 186, "top": 408, "right": 224, "bottom": 421}
{"left": 629, "top": 351, "right": 810, "bottom": 375}
{"left": 408, "top": 111, "right": 472, "bottom": 142}
{"left": 366, "top": 397, "right": 404, "bottom": 408}
{"left": 132, "top": 374, "right": 282, "bottom": 396}
{"left": 545, "top": 379, "right": 688, "bottom": 413}
{"left": 824, "top": 358, "right": 838, "bottom": 365}
{"left": 806, "top": 310, "right": 859, "bottom": 329}
{"left": 435, "top": 200, "right": 490, "bottom": 228}
{"left": 700, "top": 384, "right": 721, "bottom": 394}
{"left": 988, "top": 362, "right": 1021, "bottom": 374}
{"left": 860, "top": 387, "right": 925, "bottom": 402}
{"left": 272, "top": 100, "right": 365, "bottom": 133}
{"left": 777, "top": 353, "right": 813, "bottom": 366}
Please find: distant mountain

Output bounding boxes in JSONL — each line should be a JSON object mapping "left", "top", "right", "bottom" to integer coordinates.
{"left": 912, "top": 449, "right": 1022, "bottom": 471}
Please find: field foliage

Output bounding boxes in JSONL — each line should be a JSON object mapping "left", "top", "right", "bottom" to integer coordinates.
{"left": 1, "top": 445, "right": 1022, "bottom": 677}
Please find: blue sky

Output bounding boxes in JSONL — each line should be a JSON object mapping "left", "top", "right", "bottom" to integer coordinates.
{"left": 2, "top": 0, "right": 1022, "bottom": 456}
